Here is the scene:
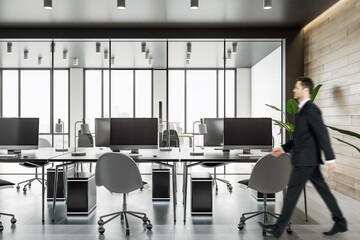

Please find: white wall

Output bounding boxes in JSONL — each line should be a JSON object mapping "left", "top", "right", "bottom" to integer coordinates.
{"left": 236, "top": 68, "right": 251, "bottom": 117}
{"left": 251, "top": 47, "right": 282, "bottom": 147}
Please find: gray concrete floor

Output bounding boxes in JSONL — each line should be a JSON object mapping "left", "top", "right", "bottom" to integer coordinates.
{"left": 0, "top": 163, "right": 358, "bottom": 239}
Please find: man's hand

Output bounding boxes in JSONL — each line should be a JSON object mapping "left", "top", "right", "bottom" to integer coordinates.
{"left": 271, "top": 148, "right": 283, "bottom": 157}
{"left": 327, "top": 162, "right": 336, "bottom": 172}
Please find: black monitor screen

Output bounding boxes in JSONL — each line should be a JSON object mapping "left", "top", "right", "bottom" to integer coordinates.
{"left": 203, "top": 118, "right": 224, "bottom": 147}
{"left": 95, "top": 118, "right": 110, "bottom": 147}
{"left": 0, "top": 118, "right": 39, "bottom": 150}
{"left": 110, "top": 118, "right": 158, "bottom": 150}
{"left": 224, "top": 118, "right": 272, "bottom": 149}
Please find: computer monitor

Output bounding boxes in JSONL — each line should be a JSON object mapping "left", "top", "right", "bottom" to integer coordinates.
{"left": 203, "top": 118, "right": 224, "bottom": 148}
{"left": 110, "top": 118, "right": 158, "bottom": 153}
{"left": 223, "top": 118, "right": 272, "bottom": 154}
{"left": 95, "top": 118, "right": 110, "bottom": 147}
{"left": 0, "top": 118, "right": 39, "bottom": 154}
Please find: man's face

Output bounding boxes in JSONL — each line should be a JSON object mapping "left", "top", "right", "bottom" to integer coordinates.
{"left": 293, "top": 81, "right": 305, "bottom": 100}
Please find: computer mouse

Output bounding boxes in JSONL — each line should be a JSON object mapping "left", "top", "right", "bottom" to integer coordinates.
{"left": 23, "top": 155, "right": 28, "bottom": 158}
{"left": 153, "top": 155, "right": 157, "bottom": 157}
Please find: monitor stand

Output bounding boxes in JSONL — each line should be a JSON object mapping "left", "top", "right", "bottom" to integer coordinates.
{"left": 129, "top": 149, "right": 141, "bottom": 157}
{"left": 238, "top": 149, "right": 253, "bottom": 157}
{"left": 160, "top": 147, "right": 172, "bottom": 152}
{"left": 8, "top": 149, "right": 21, "bottom": 155}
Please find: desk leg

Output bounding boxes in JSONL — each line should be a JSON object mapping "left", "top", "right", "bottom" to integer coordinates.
{"left": 52, "top": 165, "right": 59, "bottom": 222}
{"left": 172, "top": 164, "right": 177, "bottom": 223}
{"left": 42, "top": 165, "right": 45, "bottom": 224}
{"left": 183, "top": 164, "right": 188, "bottom": 223}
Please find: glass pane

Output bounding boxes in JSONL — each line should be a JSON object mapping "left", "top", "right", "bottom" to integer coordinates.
{"left": 54, "top": 70, "right": 69, "bottom": 134}
{"left": 219, "top": 70, "right": 235, "bottom": 117}
{"left": 21, "top": 70, "right": 50, "bottom": 133}
{"left": 85, "top": 70, "right": 102, "bottom": 133}
{"left": 2, "top": 70, "right": 19, "bottom": 117}
{"left": 103, "top": 70, "right": 110, "bottom": 118}
{"left": 135, "top": 70, "right": 152, "bottom": 118}
{"left": 54, "top": 134, "right": 69, "bottom": 150}
{"left": 169, "top": 70, "right": 185, "bottom": 132}
{"left": 186, "top": 70, "right": 217, "bottom": 133}
{"left": 111, "top": 70, "right": 134, "bottom": 117}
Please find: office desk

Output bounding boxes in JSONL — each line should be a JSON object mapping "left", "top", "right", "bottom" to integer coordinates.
{"left": 179, "top": 149, "right": 267, "bottom": 222}
{"left": 0, "top": 149, "right": 69, "bottom": 223}
{"left": 50, "top": 148, "right": 181, "bottom": 222}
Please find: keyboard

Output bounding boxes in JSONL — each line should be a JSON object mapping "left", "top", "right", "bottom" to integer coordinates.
{"left": 0, "top": 154, "right": 18, "bottom": 159}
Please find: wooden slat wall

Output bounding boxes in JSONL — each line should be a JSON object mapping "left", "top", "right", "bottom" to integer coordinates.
{"left": 304, "top": 0, "right": 360, "bottom": 200}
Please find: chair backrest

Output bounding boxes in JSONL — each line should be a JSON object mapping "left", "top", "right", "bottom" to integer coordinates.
{"left": 78, "top": 130, "right": 94, "bottom": 147}
{"left": 161, "top": 129, "right": 180, "bottom": 147}
{"left": 39, "top": 138, "right": 52, "bottom": 148}
{"left": 248, "top": 154, "right": 292, "bottom": 194}
{"left": 95, "top": 152, "right": 143, "bottom": 193}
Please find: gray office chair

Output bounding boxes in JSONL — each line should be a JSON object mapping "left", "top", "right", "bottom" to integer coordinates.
{"left": 0, "top": 179, "right": 17, "bottom": 231}
{"left": 16, "top": 138, "right": 50, "bottom": 192}
{"left": 200, "top": 162, "right": 232, "bottom": 193}
{"left": 96, "top": 152, "right": 152, "bottom": 236}
{"left": 160, "top": 129, "right": 180, "bottom": 148}
{"left": 237, "top": 154, "right": 293, "bottom": 237}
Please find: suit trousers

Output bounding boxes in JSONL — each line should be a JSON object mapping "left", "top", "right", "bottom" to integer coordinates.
{"left": 275, "top": 165, "right": 345, "bottom": 233}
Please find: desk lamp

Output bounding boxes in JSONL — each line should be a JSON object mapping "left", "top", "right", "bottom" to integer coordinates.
{"left": 190, "top": 118, "right": 207, "bottom": 156}
{"left": 55, "top": 118, "right": 68, "bottom": 152}
{"left": 72, "top": 118, "right": 90, "bottom": 156}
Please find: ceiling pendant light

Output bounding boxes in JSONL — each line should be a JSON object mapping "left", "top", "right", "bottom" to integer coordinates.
{"left": 227, "top": 50, "right": 232, "bottom": 60}
{"left": 7, "top": 42, "right": 12, "bottom": 53}
{"left": 24, "top": 50, "right": 29, "bottom": 60}
{"left": 117, "top": 0, "right": 126, "bottom": 9}
{"left": 38, "top": 57, "right": 42, "bottom": 65}
{"left": 190, "top": 0, "right": 199, "bottom": 9}
{"left": 104, "top": 50, "right": 109, "bottom": 60}
{"left": 186, "top": 53, "right": 191, "bottom": 60}
{"left": 96, "top": 42, "right": 101, "bottom": 53}
{"left": 141, "top": 42, "right": 146, "bottom": 53}
{"left": 232, "top": 42, "right": 237, "bottom": 54}
{"left": 145, "top": 49, "right": 150, "bottom": 59}
{"left": 111, "top": 57, "right": 115, "bottom": 65}
{"left": 264, "top": 0, "right": 272, "bottom": 10}
{"left": 63, "top": 50, "right": 68, "bottom": 59}
{"left": 187, "top": 42, "right": 192, "bottom": 53}
{"left": 73, "top": 58, "right": 78, "bottom": 66}
{"left": 44, "top": 0, "right": 52, "bottom": 9}
{"left": 148, "top": 57, "right": 152, "bottom": 65}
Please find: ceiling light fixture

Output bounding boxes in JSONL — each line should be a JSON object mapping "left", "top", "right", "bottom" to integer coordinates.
{"left": 186, "top": 59, "right": 190, "bottom": 65}
{"left": 111, "top": 57, "right": 115, "bottom": 64}
{"left": 24, "top": 50, "right": 29, "bottom": 60}
{"left": 96, "top": 42, "right": 101, "bottom": 53}
{"left": 227, "top": 50, "right": 232, "bottom": 60}
{"left": 73, "top": 58, "right": 78, "bottom": 66}
{"left": 7, "top": 42, "right": 12, "bottom": 53}
{"left": 141, "top": 42, "right": 146, "bottom": 53}
{"left": 232, "top": 42, "right": 237, "bottom": 54}
{"left": 186, "top": 53, "right": 191, "bottom": 60}
{"left": 187, "top": 42, "right": 192, "bottom": 53}
{"left": 264, "top": 0, "right": 272, "bottom": 9}
{"left": 44, "top": 0, "right": 52, "bottom": 9}
{"left": 63, "top": 50, "right": 68, "bottom": 59}
{"left": 145, "top": 49, "right": 150, "bottom": 59}
{"left": 148, "top": 57, "right": 152, "bottom": 65}
{"left": 104, "top": 50, "right": 109, "bottom": 59}
{"left": 117, "top": 0, "right": 126, "bottom": 9}
{"left": 190, "top": 0, "right": 199, "bottom": 9}
{"left": 38, "top": 57, "right": 42, "bottom": 65}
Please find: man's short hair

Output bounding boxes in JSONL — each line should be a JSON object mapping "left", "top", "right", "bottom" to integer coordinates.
{"left": 296, "top": 77, "right": 314, "bottom": 93}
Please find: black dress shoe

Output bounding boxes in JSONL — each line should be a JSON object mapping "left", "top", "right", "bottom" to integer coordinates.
{"left": 258, "top": 222, "right": 282, "bottom": 238}
{"left": 323, "top": 223, "right": 347, "bottom": 235}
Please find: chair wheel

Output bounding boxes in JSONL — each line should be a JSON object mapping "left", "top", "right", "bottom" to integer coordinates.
{"left": 28, "top": 183, "right": 31, "bottom": 187}
{"left": 147, "top": 223, "right": 153, "bottom": 230}
{"left": 228, "top": 185, "right": 233, "bottom": 191}
{"left": 23, "top": 187, "right": 27, "bottom": 192}
{"left": 143, "top": 217, "right": 148, "bottom": 223}
{"left": 238, "top": 223, "right": 244, "bottom": 230}
{"left": 126, "top": 229, "right": 130, "bottom": 236}
{"left": 262, "top": 230, "right": 266, "bottom": 237}
{"left": 97, "top": 219, "right": 104, "bottom": 226}
{"left": 286, "top": 227, "right": 293, "bottom": 234}
{"left": 10, "top": 218, "right": 16, "bottom": 224}
{"left": 98, "top": 226, "right": 105, "bottom": 234}
{"left": 16, "top": 185, "right": 20, "bottom": 190}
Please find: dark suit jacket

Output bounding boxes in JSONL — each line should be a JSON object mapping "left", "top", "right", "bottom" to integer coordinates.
{"left": 282, "top": 101, "right": 335, "bottom": 167}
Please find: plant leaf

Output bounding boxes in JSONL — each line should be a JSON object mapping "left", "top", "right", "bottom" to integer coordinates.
{"left": 265, "top": 104, "right": 283, "bottom": 113}
{"left": 286, "top": 99, "right": 298, "bottom": 115}
{"left": 327, "top": 126, "right": 360, "bottom": 139}
{"left": 273, "top": 119, "right": 291, "bottom": 132}
{"left": 286, "top": 122, "right": 294, "bottom": 132}
{"left": 311, "top": 84, "right": 323, "bottom": 102}
{"left": 333, "top": 137, "right": 360, "bottom": 153}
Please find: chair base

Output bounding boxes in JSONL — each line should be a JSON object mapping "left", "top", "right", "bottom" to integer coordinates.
{"left": 98, "top": 210, "right": 152, "bottom": 236}
{"left": 213, "top": 177, "right": 233, "bottom": 193}
{"left": 16, "top": 177, "right": 47, "bottom": 192}
{"left": 0, "top": 213, "right": 17, "bottom": 232}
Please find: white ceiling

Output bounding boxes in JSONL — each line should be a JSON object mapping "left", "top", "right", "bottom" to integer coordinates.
{"left": 0, "top": 0, "right": 338, "bottom": 27}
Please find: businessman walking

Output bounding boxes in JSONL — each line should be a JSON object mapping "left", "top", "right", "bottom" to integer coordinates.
{"left": 259, "top": 77, "right": 347, "bottom": 237}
